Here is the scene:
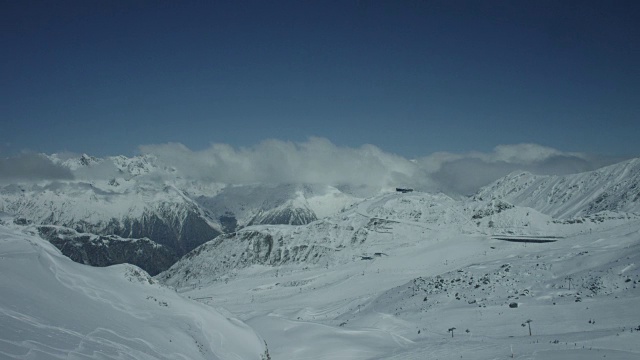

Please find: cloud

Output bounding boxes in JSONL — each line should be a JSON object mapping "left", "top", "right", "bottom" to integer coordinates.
{"left": 73, "top": 160, "right": 122, "bottom": 181}
{"left": 63, "top": 139, "right": 623, "bottom": 197}
{"left": 417, "top": 144, "right": 623, "bottom": 195}
{"left": 0, "top": 141, "right": 626, "bottom": 197}
{"left": 0, "top": 153, "right": 74, "bottom": 182}
{"left": 139, "top": 138, "right": 435, "bottom": 194}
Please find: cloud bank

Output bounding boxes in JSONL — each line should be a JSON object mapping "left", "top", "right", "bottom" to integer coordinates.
{"left": 416, "top": 144, "right": 616, "bottom": 195}
{"left": 137, "top": 139, "right": 621, "bottom": 196}
{"left": 0, "top": 139, "right": 624, "bottom": 196}
{"left": 0, "top": 153, "right": 73, "bottom": 182}
{"left": 139, "top": 138, "right": 432, "bottom": 193}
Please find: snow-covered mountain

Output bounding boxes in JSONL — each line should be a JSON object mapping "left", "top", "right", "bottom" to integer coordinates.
{"left": 0, "top": 153, "right": 361, "bottom": 273}
{"left": 156, "top": 196, "right": 640, "bottom": 360}
{"left": 158, "top": 192, "right": 577, "bottom": 288}
{"left": 193, "top": 183, "right": 322, "bottom": 230}
{"left": 4, "top": 154, "right": 640, "bottom": 359}
{"left": 154, "top": 160, "right": 640, "bottom": 357}
{"left": 157, "top": 191, "right": 640, "bottom": 359}
{"left": 0, "top": 220, "right": 269, "bottom": 360}
{"left": 476, "top": 157, "right": 640, "bottom": 218}
{"left": 0, "top": 180, "right": 221, "bottom": 260}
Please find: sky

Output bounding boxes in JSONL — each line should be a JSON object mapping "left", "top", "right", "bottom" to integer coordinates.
{"left": 1, "top": 1, "right": 639, "bottom": 179}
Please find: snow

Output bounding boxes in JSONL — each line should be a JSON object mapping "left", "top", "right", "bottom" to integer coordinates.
{"left": 3, "top": 154, "right": 640, "bottom": 359}
{"left": 477, "top": 158, "right": 640, "bottom": 218}
{"left": 0, "top": 224, "right": 266, "bottom": 360}
{"left": 162, "top": 191, "right": 640, "bottom": 359}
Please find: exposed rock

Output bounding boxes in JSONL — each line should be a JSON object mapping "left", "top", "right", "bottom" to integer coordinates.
{"left": 37, "top": 225, "right": 177, "bottom": 275}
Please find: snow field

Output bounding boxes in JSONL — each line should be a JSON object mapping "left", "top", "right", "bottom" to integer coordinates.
{"left": 0, "top": 224, "right": 266, "bottom": 360}
{"left": 177, "top": 217, "right": 640, "bottom": 359}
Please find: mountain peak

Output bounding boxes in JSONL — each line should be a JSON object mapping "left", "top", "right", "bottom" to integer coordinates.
{"left": 476, "top": 156, "right": 640, "bottom": 218}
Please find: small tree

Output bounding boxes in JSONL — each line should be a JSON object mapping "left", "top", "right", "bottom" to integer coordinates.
{"left": 521, "top": 319, "right": 533, "bottom": 336}
{"left": 448, "top": 327, "right": 456, "bottom": 338}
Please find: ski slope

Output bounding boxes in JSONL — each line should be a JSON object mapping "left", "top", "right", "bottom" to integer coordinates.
{"left": 165, "top": 194, "right": 640, "bottom": 359}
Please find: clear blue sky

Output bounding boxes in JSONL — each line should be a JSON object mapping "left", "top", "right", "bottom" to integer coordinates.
{"left": 1, "top": 0, "right": 639, "bottom": 158}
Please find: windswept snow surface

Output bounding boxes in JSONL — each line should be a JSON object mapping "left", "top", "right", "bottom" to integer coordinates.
{"left": 161, "top": 192, "right": 640, "bottom": 359}
{"left": 0, "top": 223, "right": 266, "bottom": 360}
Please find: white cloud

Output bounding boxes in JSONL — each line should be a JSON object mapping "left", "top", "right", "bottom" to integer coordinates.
{"left": 139, "top": 138, "right": 433, "bottom": 193}
{"left": 416, "top": 144, "right": 621, "bottom": 195}
{"left": 108, "top": 139, "right": 627, "bottom": 196}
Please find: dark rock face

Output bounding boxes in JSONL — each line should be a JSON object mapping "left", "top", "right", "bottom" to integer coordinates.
{"left": 37, "top": 226, "right": 177, "bottom": 276}
{"left": 66, "top": 208, "right": 220, "bottom": 258}
{"left": 4, "top": 194, "right": 221, "bottom": 274}
{"left": 13, "top": 217, "right": 32, "bottom": 225}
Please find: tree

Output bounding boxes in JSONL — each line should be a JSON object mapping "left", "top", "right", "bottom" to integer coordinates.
{"left": 448, "top": 327, "right": 456, "bottom": 338}
{"left": 521, "top": 319, "right": 533, "bottom": 336}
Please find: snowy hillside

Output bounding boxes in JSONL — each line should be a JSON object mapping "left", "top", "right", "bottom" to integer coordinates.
{"left": 0, "top": 221, "right": 268, "bottom": 360}
{"left": 4, "top": 152, "right": 640, "bottom": 359}
{"left": 158, "top": 192, "right": 581, "bottom": 288}
{"left": 476, "top": 157, "right": 640, "bottom": 218}
{"left": 165, "top": 201, "right": 640, "bottom": 359}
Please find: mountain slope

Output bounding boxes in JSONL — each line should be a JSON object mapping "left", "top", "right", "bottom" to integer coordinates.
{"left": 1, "top": 154, "right": 361, "bottom": 273}
{"left": 37, "top": 225, "right": 176, "bottom": 276}
{"left": 193, "top": 183, "right": 356, "bottom": 229}
{"left": 2, "top": 153, "right": 358, "bottom": 244}
{"left": 0, "top": 181, "right": 221, "bottom": 259}
{"left": 247, "top": 201, "right": 317, "bottom": 226}
{"left": 476, "top": 158, "right": 640, "bottom": 218}
{"left": 158, "top": 192, "right": 567, "bottom": 288}
{"left": 166, "top": 203, "right": 640, "bottom": 359}
{"left": 0, "top": 222, "right": 267, "bottom": 360}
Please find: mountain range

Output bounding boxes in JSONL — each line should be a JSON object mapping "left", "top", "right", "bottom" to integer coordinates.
{"left": 3, "top": 153, "right": 639, "bottom": 274}
{"left": 0, "top": 153, "right": 360, "bottom": 273}
{"left": 2, "top": 153, "right": 640, "bottom": 359}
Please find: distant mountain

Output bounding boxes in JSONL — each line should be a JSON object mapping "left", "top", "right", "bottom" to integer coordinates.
{"left": 247, "top": 201, "right": 317, "bottom": 226}
{"left": 475, "top": 158, "right": 640, "bottom": 218}
{"left": 193, "top": 183, "right": 356, "bottom": 229}
{"left": 0, "top": 180, "right": 221, "bottom": 260}
{"left": 7, "top": 153, "right": 638, "bottom": 276}
{"left": 0, "top": 153, "right": 360, "bottom": 273}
